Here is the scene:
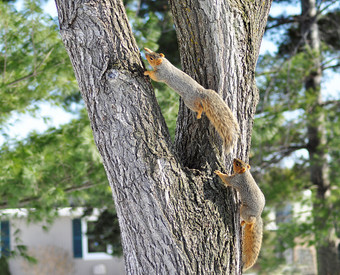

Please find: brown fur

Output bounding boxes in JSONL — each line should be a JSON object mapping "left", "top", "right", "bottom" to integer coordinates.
{"left": 242, "top": 217, "right": 263, "bottom": 270}
{"left": 200, "top": 90, "right": 240, "bottom": 153}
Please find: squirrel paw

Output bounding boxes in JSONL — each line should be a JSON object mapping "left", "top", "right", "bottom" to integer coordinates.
{"left": 144, "top": 71, "right": 150, "bottom": 76}
{"left": 214, "top": 170, "right": 229, "bottom": 177}
{"left": 214, "top": 170, "right": 222, "bottom": 176}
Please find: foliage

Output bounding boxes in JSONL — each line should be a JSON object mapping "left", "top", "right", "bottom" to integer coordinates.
{"left": 0, "top": 0, "right": 179, "bottom": 211}
{"left": 0, "top": 0, "right": 181, "bottom": 260}
{"left": 0, "top": 112, "right": 112, "bottom": 220}
{"left": 0, "top": 0, "right": 79, "bottom": 126}
{"left": 0, "top": 256, "right": 11, "bottom": 275}
{"left": 252, "top": 0, "right": 340, "bottom": 271}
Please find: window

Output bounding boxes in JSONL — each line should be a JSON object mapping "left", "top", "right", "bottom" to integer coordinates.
{"left": 72, "top": 218, "right": 112, "bottom": 260}
{"left": 86, "top": 221, "right": 108, "bottom": 253}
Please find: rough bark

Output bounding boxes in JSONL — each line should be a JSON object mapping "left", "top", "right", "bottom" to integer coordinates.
{"left": 301, "top": 0, "right": 340, "bottom": 273}
{"left": 55, "top": 0, "right": 271, "bottom": 274}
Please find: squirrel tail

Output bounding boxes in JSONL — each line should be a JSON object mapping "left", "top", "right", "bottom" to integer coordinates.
{"left": 201, "top": 89, "right": 240, "bottom": 153}
{"left": 242, "top": 217, "right": 263, "bottom": 271}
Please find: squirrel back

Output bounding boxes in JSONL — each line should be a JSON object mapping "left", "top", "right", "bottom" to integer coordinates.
{"left": 144, "top": 48, "right": 240, "bottom": 153}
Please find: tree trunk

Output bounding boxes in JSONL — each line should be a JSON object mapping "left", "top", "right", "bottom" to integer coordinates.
{"left": 301, "top": 0, "right": 340, "bottom": 273}
{"left": 55, "top": 0, "right": 271, "bottom": 273}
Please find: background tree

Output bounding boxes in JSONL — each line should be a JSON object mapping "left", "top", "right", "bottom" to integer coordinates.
{"left": 54, "top": 0, "right": 271, "bottom": 273}
{"left": 253, "top": 0, "right": 340, "bottom": 273}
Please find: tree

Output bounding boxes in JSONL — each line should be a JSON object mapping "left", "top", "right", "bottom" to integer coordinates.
{"left": 253, "top": 0, "right": 340, "bottom": 273}
{"left": 54, "top": 0, "right": 272, "bottom": 273}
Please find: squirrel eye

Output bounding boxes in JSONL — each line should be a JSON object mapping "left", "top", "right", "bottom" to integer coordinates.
{"left": 150, "top": 57, "right": 154, "bottom": 60}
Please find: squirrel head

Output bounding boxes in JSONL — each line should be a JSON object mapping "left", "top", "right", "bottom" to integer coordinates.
{"left": 144, "top": 48, "right": 164, "bottom": 67}
{"left": 233, "top": 158, "right": 251, "bottom": 174}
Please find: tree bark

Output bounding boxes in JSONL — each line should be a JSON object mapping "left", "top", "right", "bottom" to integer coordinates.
{"left": 55, "top": 0, "right": 271, "bottom": 273}
{"left": 301, "top": 0, "right": 340, "bottom": 273}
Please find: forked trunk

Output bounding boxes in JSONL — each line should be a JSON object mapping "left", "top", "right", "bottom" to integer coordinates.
{"left": 55, "top": 0, "right": 271, "bottom": 273}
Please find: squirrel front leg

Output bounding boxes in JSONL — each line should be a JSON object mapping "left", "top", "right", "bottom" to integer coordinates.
{"left": 144, "top": 70, "right": 159, "bottom": 82}
{"left": 214, "top": 170, "right": 232, "bottom": 187}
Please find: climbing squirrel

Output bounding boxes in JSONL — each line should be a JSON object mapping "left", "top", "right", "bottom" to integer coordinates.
{"left": 143, "top": 48, "right": 240, "bottom": 153}
{"left": 215, "top": 158, "right": 265, "bottom": 271}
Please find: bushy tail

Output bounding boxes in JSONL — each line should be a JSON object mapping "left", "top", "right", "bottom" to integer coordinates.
{"left": 242, "top": 217, "right": 263, "bottom": 271}
{"left": 201, "top": 89, "right": 240, "bottom": 153}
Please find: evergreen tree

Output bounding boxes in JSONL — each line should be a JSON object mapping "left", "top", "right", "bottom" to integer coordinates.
{"left": 253, "top": 0, "right": 340, "bottom": 273}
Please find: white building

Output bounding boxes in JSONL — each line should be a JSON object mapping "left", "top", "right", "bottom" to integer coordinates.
{"left": 265, "top": 190, "right": 317, "bottom": 275}
{"left": 0, "top": 208, "right": 125, "bottom": 275}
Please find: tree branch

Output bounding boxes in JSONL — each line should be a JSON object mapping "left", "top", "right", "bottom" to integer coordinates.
{"left": 258, "top": 145, "right": 308, "bottom": 169}
{"left": 6, "top": 48, "right": 54, "bottom": 87}
{"left": 322, "top": 63, "right": 340, "bottom": 71}
{"left": 0, "top": 181, "right": 101, "bottom": 210}
{"left": 266, "top": 15, "right": 300, "bottom": 30}
{"left": 320, "top": 99, "right": 340, "bottom": 107}
{"left": 316, "top": 0, "right": 339, "bottom": 14}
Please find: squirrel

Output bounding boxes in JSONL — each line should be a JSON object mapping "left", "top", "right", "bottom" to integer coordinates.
{"left": 215, "top": 158, "right": 265, "bottom": 271}
{"left": 143, "top": 48, "right": 240, "bottom": 153}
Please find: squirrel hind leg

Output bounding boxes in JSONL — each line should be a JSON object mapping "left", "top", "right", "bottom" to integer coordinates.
{"left": 196, "top": 103, "right": 204, "bottom": 119}
{"left": 240, "top": 206, "right": 257, "bottom": 224}
{"left": 192, "top": 99, "right": 204, "bottom": 119}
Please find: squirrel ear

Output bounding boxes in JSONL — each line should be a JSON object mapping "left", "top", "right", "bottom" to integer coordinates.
{"left": 160, "top": 53, "right": 165, "bottom": 58}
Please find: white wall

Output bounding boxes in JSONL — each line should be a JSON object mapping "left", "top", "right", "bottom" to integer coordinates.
{"left": 7, "top": 216, "right": 125, "bottom": 275}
